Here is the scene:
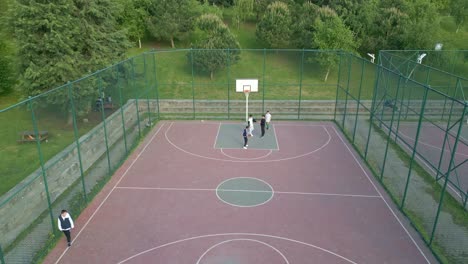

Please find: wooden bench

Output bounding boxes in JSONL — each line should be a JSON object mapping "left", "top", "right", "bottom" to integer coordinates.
{"left": 18, "top": 131, "right": 49, "bottom": 143}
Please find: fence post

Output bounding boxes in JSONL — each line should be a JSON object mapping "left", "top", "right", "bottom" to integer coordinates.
{"left": 0, "top": 243, "right": 5, "bottom": 264}
{"left": 401, "top": 87, "right": 429, "bottom": 209}
{"left": 298, "top": 49, "right": 304, "bottom": 119}
{"left": 68, "top": 83, "right": 88, "bottom": 200}
{"left": 151, "top": 52, "right": 160, "bottom": 120}
{"left": 334, "top": 51, "right": 343, "bottom": 122}
{"left": 131, "top": 58, "right": 142, "bottom": 137}
{"left": 342, "top": 53, "right": 353, "bottom": 128}
{"left": 380, "top": 76, "right": 402, "bottom": 180}
{"left": 227, "top": 48, "right": 231, "bottom": 119}
{"left": 97, "top": 76, "right": 112, "bottom": 175}
{"left": 143, "top": 53, "right": 151, "bottom": 122}
{"left": 352, "top": 58, "right": 365, "bottom": 142}
{"left": 116, "top": 64, "right": 129, "bottom": 154}
{"left": 436, "top": 88, "right": 457, "bottom": 181}
{"left": 0, "top": 245, "right": 6, "bottom": 264}
{"left": 190, "top": 48, "right": 196, "bottom": 119}
{"left": 28, "top": 97, "right": 56, "bottom": 234}
{"left": 364, "top": 66, "right": 382, "bottom": 158}
{"left": 262, "top": 49, "right": 266, "bottom": 114}
{"left": 429, "top": 104, "right": 466, "bottom": 245}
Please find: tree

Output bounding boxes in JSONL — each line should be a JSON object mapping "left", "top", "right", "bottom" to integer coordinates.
{"left": 313, "top": 0, "right": 378, "bottom": 54}
{"left": 367, "top": 0, "right": 439, "bottom": 50}
{"left": 190, "top": 14, "right": 241, "bottom": 79}
{"left": 233, "top": 0, "right": 254, "bottom": 29}
{"left": 451, "top": 0, "right": 467, "bottom": 33}
{"left": 312, "top": 7, "right": 358, "bottom": 81}
{"left": 291, "top": 1, "right": 319, "bottom": 49}
{"left": 12, "top": 0, "right": 130, "bottom": 122}
{"left": 0, "top": 39, "right": 15, "bottom": 95}
{"left": 256, "top": 1, "right": 292, "bottom": 48}
{"left": 115, "top": 0, "right": 149, "bottom": 48}
{"left": 146, "top": 0, "right": 200, "bottom": 48}
{"left": 253, "top": 0, "right": 293, "bottom": 20}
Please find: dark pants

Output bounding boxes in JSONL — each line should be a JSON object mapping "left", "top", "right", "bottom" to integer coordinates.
{"left": 243, "top": 136, "right": 248, "bottom": 146}
{"left": 63, "top": 230, "right": 71, "bottom": 243}
{"left": 261, "top": 125, "right": 265, "bottom": 136}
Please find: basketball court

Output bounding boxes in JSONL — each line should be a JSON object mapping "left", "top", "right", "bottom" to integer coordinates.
{"left": 43, "top": 119, "right": 437, "bottom": 264}
{"left": 393, "top": 121, "right": 468, "bottom": 202}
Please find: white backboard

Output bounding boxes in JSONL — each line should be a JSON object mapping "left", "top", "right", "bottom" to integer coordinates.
{"left": 236, "top": 79, "right": 258, "bottom": 93}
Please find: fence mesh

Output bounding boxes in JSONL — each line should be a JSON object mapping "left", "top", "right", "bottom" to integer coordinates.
{"left": 0, "top": 49, "right": 467, "bottom": 263}
{"left": 338, "top": 52, "right": 468, "bottom": 264}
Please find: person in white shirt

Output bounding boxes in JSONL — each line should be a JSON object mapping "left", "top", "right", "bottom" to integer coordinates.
{"left": 265, "top": 111, "right": 272, "bottom": 129}
{"left": 58, "top": 209, "right": 75, "bottom": 247}
{"left": 248, "top": 114, "right": 254, "bottom": 137}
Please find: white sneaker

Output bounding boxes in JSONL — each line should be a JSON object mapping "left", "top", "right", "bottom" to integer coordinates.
{"left": 246, "top": 145, "right": 248, "bottom": 147}
{"left": 243, "top": 146, "right": 247, "bottom": 149}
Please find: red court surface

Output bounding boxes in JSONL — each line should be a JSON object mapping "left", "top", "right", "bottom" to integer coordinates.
{"left": 44, "top": 121, "right": 437, "bottom": 264}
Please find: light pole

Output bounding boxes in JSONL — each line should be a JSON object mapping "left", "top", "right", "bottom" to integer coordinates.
{"left": 367, "top": 53, "right": 375, "bottom": 63}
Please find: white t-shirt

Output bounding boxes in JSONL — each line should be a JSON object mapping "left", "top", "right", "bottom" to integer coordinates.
{"left": 265, "top": 113, "right": 271, "bottom": 122}
{"left": 248, "top": 117, "right": 254, "bottom": 128}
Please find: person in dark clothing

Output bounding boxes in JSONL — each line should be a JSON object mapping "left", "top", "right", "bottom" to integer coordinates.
{"left": 58, "top": 209, "right": 74, "bottom": 247}
{"left": 243, "top": 126, "right": 249, "bottom": 149}
{"left": 260, "top": 115, "right": 266, "bottom": 137}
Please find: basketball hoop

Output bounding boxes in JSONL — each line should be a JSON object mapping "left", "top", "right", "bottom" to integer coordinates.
{"left": 244, "top": 89, "right": 250, "bottom": 98}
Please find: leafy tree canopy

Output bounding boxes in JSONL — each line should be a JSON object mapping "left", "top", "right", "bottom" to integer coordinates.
{"left": 12, "top": 0, "right": 131, "bottom": 117}
{"left": 147, "top": 0, "right": 200, "bottom": 48}
{"left": 256, "top": 1, "right": 292, "bottom": 49}
{"left": 190, "top": 14, "right": 241, "bottom": 79}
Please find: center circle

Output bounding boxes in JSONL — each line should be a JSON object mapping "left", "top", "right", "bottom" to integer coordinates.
{"left": 216, "top": 177, "right": 274, "bottom": 207}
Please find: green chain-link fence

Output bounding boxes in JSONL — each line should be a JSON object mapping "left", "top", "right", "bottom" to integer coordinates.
{"left": 379, "top": 50, "right": 468, "bottom": 78}
{"left": 337, "top": 52, "right": 468, "bottom": 264}
{"left": 0, "top": 49, "right": 467, "bottom": 263}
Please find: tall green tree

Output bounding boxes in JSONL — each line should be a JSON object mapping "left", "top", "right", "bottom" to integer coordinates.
{"left": 313, "top": 7, "right": 358, "bottom": 81}
{"left": 233, "top": 0, "right": 254, "bottom": 29}
{"left": 256, "top": 1, "right": 292, "bottom": 48}
{"left": 146, "top": 0, "right": 200, "bottom": 48}
{"left": 115, "top": 0, "right": 149, "bottom": 48}
{"left": 0, "top": 39, "right": 15, "bottom": 95}
{"left": 451, "top": 0, "right": 467, "bottom": 33}
{"left": 368, "top": 0, "right": 439, "bottom": 50}
{"left": 253, "top": 0, "right": 293, "bottom": 20}
{"left": 12, "top": 0, "right": 130, "bottom": 121}
{"left": 190, "top": 14, "right": 240, "bottom": 79}
{"left": 291, "top": 1, "right": 319, "bottom": 49}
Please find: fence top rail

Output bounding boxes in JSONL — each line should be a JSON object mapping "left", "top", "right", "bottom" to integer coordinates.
{"left": 145, "top": 48, "right": 344, "bottom": 53}
{"left": 380, "top": 49, "right": 468, "bottom": 52}
{"left": 379, "top": 51, "right": 468, "bottom": 81}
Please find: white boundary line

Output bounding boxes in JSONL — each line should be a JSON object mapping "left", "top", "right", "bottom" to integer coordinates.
{"left": 117, "top": 232, "right": 358, "bottom": 264}
{"left": 54, "top": 123, "right": 166, "bottom": 264}
{"left": 220, "top": 148, "right": 273, "bottom": 160}
{"left": 331, "top": 126, "right": 431, "bottom": 264}
{"left": 272, "top": 124, "right": 280, "bottom": 151}
{"left": 213, "top": 123, "right": 221, "bottom": 149}
{"left": 165, "top": 122, "right": 331, "bottom": 163}
{"left": 196, "top": 238, "right": 290, "bottom": 264}
{"left": 114, "top": 186, "right": 380, "bottom": 198}
{"left": 215, "top": 177, "right": 274, "bottom": 208}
